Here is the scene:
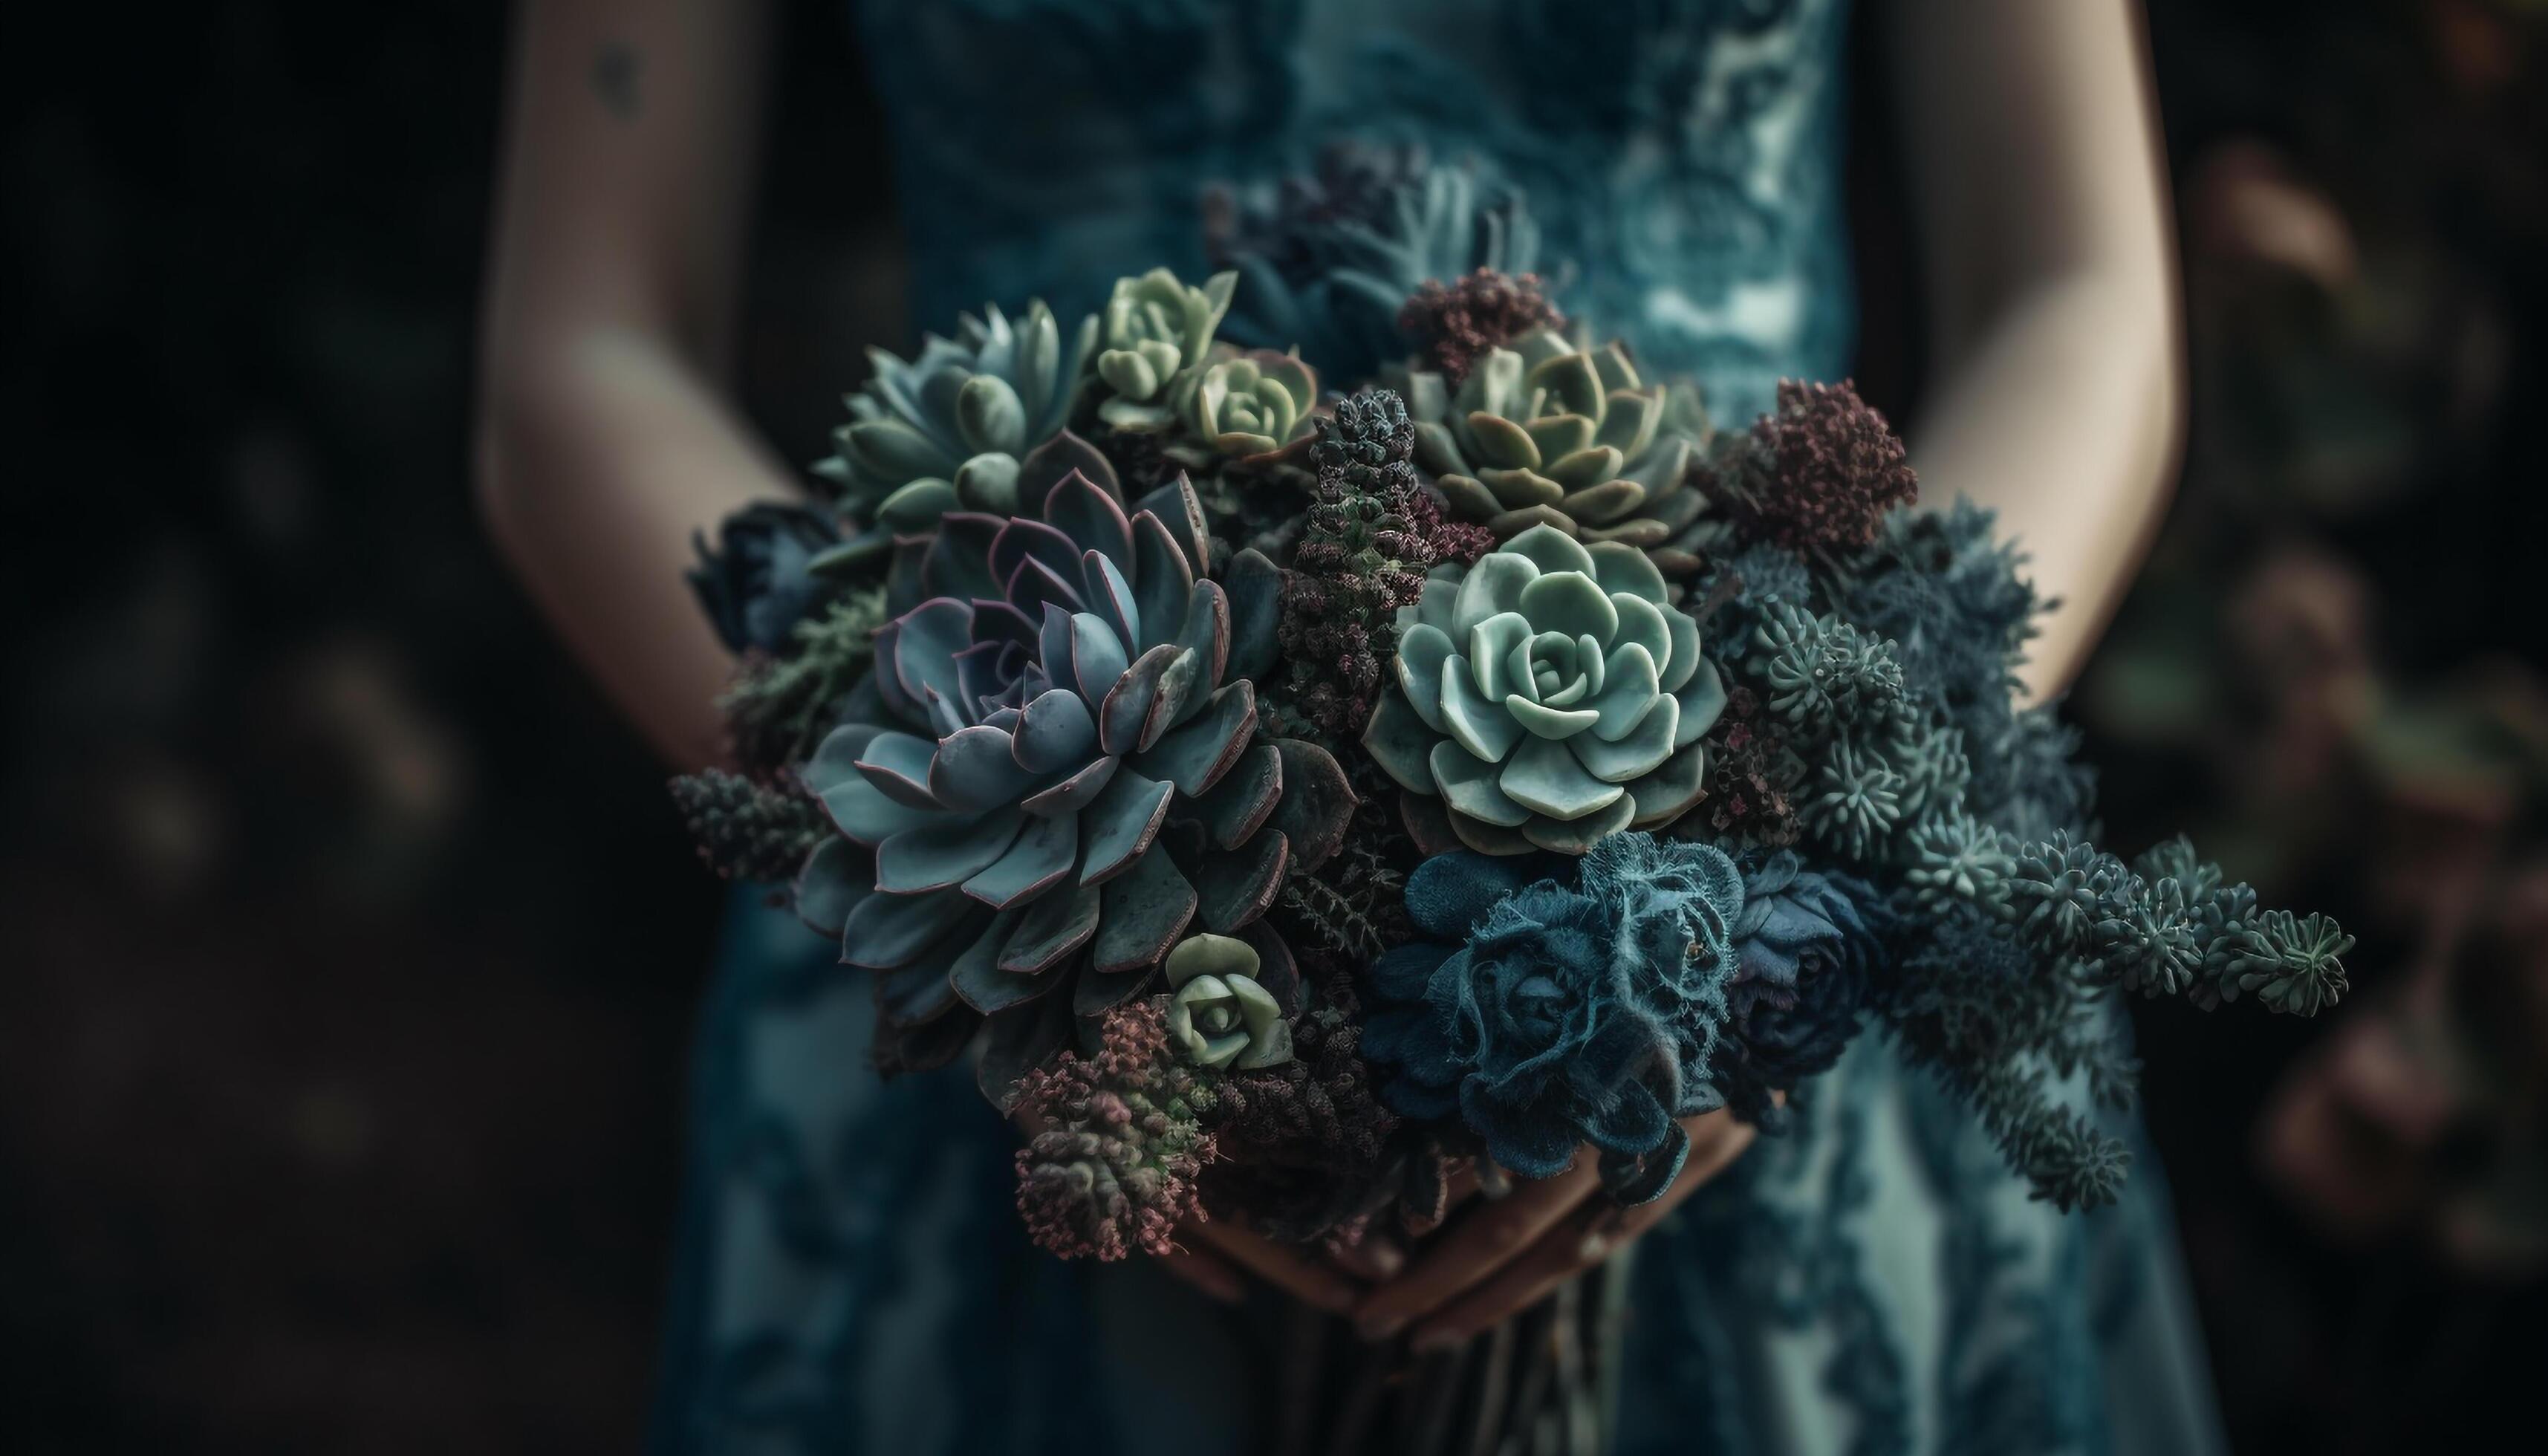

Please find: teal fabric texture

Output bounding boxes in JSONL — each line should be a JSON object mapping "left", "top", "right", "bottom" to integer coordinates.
{"left": 649, "top": 1, "right": 2228, "bottom": 1452}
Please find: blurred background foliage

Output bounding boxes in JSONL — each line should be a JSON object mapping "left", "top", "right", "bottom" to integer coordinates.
{"left": 1, "top": 1, "right": 2541, "bottom": 1452}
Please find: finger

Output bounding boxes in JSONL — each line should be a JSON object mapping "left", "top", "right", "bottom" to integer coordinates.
{"left": 1353, "top": 1154, "right": 1602, "bottom": 1337}
{"left": 1328, "top": 1231, "right": 1405, "bottom": 1283}
{"left": 1400, "top": 1161, "right": 1483, "bottom": 1239}
{"left": 1159, "top": 1241, "right": 1247, "bottom": 1304}
{"left": 1186, "top": 1215, "right": 1361, "bottom": 1314}
{"left": 1409, "top": 1117, "right": 1758, "bottom": 1351}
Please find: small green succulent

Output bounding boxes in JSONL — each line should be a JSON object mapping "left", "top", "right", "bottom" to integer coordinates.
{"left": 1095, "top": 268, "right": 1239, "bottom": 430}
{"left": 1402, "top": 328, "right": 1717, "bottom": 579}
{"left": 814, "top": 299, "right": 1096, "bottom": 565}
{"left": 1170, "top": 348, "right": 1318, "bottom": 459}
{"left": 1163, "top": 933, "right": 1293, "bottom": 1070}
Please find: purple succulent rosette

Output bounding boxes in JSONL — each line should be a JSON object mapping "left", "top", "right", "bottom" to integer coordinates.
{"left": 794, "top": 457, "right": 1353, "bottom": 1087}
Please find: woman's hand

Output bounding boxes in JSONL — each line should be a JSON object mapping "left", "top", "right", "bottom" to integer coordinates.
{"left": 1352, "top": 1109, "right": 1756, "bottom": 1351}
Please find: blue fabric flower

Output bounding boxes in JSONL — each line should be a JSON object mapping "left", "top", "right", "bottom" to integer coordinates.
{"left": 686, "top": 502, "right": 842, "bottom": 654}
{"left": 1362, "top": 834, "right": 1745, "bottom": 1200}
{"left": 1715, "top": 851, "right": 1891, "bottom": 1118}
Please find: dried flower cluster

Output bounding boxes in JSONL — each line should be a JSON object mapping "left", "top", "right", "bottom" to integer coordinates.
{"left": 1397, "top": 268, "right": 1564, "bottom": 385}
{"left": 1012, "top": 999, "right": 1220, "bottom": 1262}
{"left": 1718, "top": 380, "right": 1919, "bottom": 553}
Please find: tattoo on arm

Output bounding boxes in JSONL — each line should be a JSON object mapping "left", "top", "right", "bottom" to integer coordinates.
{"left": 591, "top": 39, "right": 643, "bottom": 121}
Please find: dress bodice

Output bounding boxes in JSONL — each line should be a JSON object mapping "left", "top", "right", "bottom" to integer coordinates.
{"left": 850, "top": 0, "right": 1857, "bottom": 421}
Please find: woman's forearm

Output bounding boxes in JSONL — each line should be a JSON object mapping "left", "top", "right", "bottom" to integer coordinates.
{"left": 478, "top": 331, "right": 796, "bottom": 768}
{"left": 1910, "top": 275, "right": 2182, "bottom": 696}
{"left": 475, "top": 0, "right": 780, "bottom": 768}
{"left": 1885, "top": 0, "right": 2184, "bottom": 699}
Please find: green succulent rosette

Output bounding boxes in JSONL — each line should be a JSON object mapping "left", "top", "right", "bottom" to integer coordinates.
{"left": 1169, "top": 348, "right": 1319, "bottom": 459}
{"left": 815, "top": 300, "right": 1097, "bottom": 566}
{"left": 1094, "top": 267, "right": 1239, "bottom": 431}
{"left": 1161, "top": 932, "right": 1294, "bottom": 1070}
{"left": 1363, "top": 524, "right": 1729, "bottom": 855}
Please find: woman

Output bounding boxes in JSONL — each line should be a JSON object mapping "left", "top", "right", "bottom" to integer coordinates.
{"left": 476, "top": 1, "right": 2200, "bottom": 1451}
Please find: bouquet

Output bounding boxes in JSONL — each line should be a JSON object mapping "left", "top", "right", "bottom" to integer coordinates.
{"left": 674, "top": 153, "right": 2351, "bottom": 1450}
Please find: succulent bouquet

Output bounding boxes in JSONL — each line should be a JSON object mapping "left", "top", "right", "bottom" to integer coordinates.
{"left": 675, "top": 156, "right": 2351, "bottom": 1446}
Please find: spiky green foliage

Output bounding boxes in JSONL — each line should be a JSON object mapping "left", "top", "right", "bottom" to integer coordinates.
{"left": 669, "top": 770, "right": 831, "bottom": 883}
{"left": 719, "top": 585, "right": 889, "bottom": 776}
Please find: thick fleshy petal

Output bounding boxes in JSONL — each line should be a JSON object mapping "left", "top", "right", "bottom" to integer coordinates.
{"left": 792, "top": 836, "right": 870, "bottom": 937}
{"left": 1013, "top": 688, "right": 1098, "bottom": 773}
{"left": 1570, "top": 692, "right": 1678, "bottom": 783}
{"left": 1197, "top": 829, "right": 1288, "bottom": 932}
{"left": 1068, "top": 612, "right": 1128, "bottom": 713}
{"left": 927, "top": 725, "right": 1041, "bottom": 811}
{"left": 1609, "top": 593, "right": 1669, "bottom": 671}
{"left": 997, "top": 884, "right": 1100, "bottom": 974}
{"left": 890, "top": 597, "right": 973, "bottom": 716}
{"left": 1267, "top": 738, "right": 1355, "bottom": 874}
{"left": 1452, "top": 552, "right": 1538, "bottom": 639}
{"left": 1499, "top": 735, "right": 1626, "bottom": 821}
{"left": 1587, "top": 540, "right": 1668, "bottom": 603}
{"left": 1517, "top": 570, "right": 1618, "bottom": 645}
{"left": 1362, "top": 690, "right": 1442, "bottom": 794}
{"left": 1083, "top": 553, "right": 1140, "bottom": 651}
{"left": 842, "top": 885, "right": 973, "bottom": 970}
{"left": 1078, "top": 767, "right": 1174, "bottom": 885}
{"left": 854, "top": 730, "right": 942, "bottom": 809}
{"left": 1672, "top": 657, "right": 1729, "bottom": 747}
{"left": 1586, "top": 643, "right": 1661, "bottom": 742}
{"left": 1172, "top": 579, "right": 1231, "bottom": 697}
{"left": 1501, "top": 523, "right": 1599, "bottom": 579}
{"left": 1467, "top": 614, "right": 1533, "bottom": 701}
{"left": 951, "top": 912, "right": 1055, "bottom": 1015}
{"left": 1396, "top": 623, "right": 1455, "bottom": 731}
{"left": 1042, "top": 468, "right": 1135, "bottom": 571}
{"left": 876, "top": 807, "right": 1021, "bottom": 894}
{"left": 1129, "top": 513, "right": 1196, "bottom": 654}
{"left": 1441, "top": 660, "right": 1524, "bottom": 762}
{"left": 1098, "top": 642, "right": 1178, "bottom": 756}
{"left": 1446, "top": 807, "right": 1538, "bottom": 856}
{"left": 1091, "top": 850, "right": 1196, "bottom": 974}
{"left": 1431, "top": 739, "right": 1530, "bottom": 827}
{"left": 1192, "top": 742, "right": 1281, "bottom": 848}
{"left": 1223, "top": 548, "right": 1283, "bottom": 683}
{"left": 1136, "top": 682, "right": 1255, "bottom": 796}
{"left": 1019, "top": 753, "right": 1117, "bottom": 818}
{"left": 1660, "top": 607, "right": 1703, "bottom": 694}
{"left": 1521, "top": 792, "right": 1637, "bottom": 854}
{"left": 963, "top": 812, "right": 1078, "bottom": 909}
{"left": 1625, "top": 742, "right": 1711, "bottom": 829}
{"left": 1505, "top": 695, "right": 1600, "bottom": 740}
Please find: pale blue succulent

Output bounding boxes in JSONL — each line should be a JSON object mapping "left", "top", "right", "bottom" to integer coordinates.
{"left": 814, "top": 299, "right": 1096, "bottom": 567}
{"left": 1362, "top": 524, "right": 1728, "bottom": 855}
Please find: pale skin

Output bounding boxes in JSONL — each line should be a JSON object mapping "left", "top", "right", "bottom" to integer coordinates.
{"left": 478, "top": 0, "right": 2182, "bottom": 1349}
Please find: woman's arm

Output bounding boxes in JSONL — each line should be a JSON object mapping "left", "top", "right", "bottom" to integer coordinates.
{"left": 1884, "top": 0, "right": 2185, "bottom": 698}
{"left": 475, "top": 0, "right": 785, "bottom": 768}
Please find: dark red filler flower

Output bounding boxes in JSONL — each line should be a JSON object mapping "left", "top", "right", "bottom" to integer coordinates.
{"left": 1397, "top": 268, "right": 1564, "bottom": 386}
{"left": 1013, "top": 998, "right": 1218, "bottom": 1261}
{"left": 1279, "top": 389, "right": 1489, "bottom": 741}
{"left": 1718, "top": 380, "right": 1918, "bottom": 553}
{"left": 1198, "top": 966, "right": 1445, "bottom": 1248}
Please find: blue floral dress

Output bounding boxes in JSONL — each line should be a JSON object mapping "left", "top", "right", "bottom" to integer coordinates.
{"left": 648, "top": 2, "right": 2226, "bottom": 1452}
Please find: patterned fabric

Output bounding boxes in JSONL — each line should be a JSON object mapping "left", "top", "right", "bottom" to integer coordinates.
{"left": 650, "top": 2, "right": 2229, "bottom": 1451}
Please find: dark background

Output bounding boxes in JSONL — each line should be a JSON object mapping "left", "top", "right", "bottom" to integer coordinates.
{"left": 4, "top": 1, "right": 2542, "bottom": 1451}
